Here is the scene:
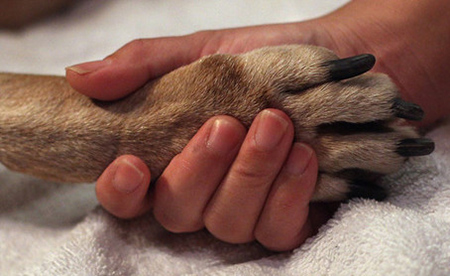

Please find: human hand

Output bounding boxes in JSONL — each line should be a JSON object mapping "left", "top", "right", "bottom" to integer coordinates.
{"left": 66, "top": 23, "right": 334, "bottom": 251}
{"left": 66, "top": 0, "right": 449, "bottom": 251}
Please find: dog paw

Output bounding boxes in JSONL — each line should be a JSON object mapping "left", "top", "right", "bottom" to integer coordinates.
{"left": 0, "top": 45, "right": 434, "bottom": 202}
{"left": 236, "top": 45, "right": 434, "bottom": 201}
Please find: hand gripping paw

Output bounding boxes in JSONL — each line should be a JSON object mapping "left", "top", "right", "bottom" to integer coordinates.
{"left": 0, "top": 45, "right": 434, "bottom": 202}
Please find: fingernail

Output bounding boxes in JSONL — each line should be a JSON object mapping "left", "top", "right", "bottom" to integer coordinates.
{"left": 112, "top": 159, "right": 144, "bottom": 194}
{"left": 254, "top": 110, "right": 288, "bottom": 151}
{"left": 285, "top": 143, "right": 313, "bottom": 175}
{"left": 66, "top": 59, "right": 112, "bottom": 75}
{"left": 207, "top": 118, "right": 243, "bottom": 155}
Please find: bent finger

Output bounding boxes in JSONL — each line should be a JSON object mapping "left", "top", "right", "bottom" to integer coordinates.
{"left": 254, "top": 143, "right": 318, "bottom": 251}
{"left": 153, "top": 116, "right": 246, "bottom": 233}
{"left": 96, "top": 155, "right": 152, "bottom": 219}
{"left": 203, "top": 109, "right": 294, "bottom": 244}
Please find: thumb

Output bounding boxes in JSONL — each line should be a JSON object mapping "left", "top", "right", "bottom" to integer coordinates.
{"left": 66, "top": 34, "right": 209, "bottom": 101}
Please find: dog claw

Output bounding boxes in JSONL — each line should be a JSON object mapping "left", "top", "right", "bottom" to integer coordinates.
{"left": 397, "top": 138, "right": 435, "bottom": 157}
{"left": 392, "top": 98, "right": 424, "bottom": 121}
{"left": 347, "top": 181, "right": 387, "bottom": 201}
{"left": 323, "top": 54, "right": 376, "bottom": 81}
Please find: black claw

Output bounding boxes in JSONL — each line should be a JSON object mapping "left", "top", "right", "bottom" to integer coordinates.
{"left": 397, "top": 138, "right": 435, "bottom": 157}
{"left": 392, "top": 98, "right": 424, "bottom": 121}
{"left": 323, "top": 54, "right": 376, "bottom": 81}
{"left": 347, "top": 181, "right": 387, "bottom": 201}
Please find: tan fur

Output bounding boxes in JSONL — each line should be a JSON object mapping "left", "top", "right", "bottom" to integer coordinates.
{"left": 0, "top": 45, "right": 422, "bottom": 201}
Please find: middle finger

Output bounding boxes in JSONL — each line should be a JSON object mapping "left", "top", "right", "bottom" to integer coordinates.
{"left": 204, "top": 109, "right": 294, "bottom": 243}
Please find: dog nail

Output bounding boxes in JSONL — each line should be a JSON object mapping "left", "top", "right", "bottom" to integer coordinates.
{"left": 347, "top": 181, "right": 387, "bottom": 201}
{"left": 392, "top": 98, "right": 424, "bottom": 121}
{"left": 396, "top": 138, "right": 435, "bottom": 157}
{"left": 323, "top": 54, "right": 376, "bottom": 81}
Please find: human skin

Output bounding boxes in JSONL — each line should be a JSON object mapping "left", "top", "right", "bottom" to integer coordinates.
{"left": 66, "top": 0, "right": 450, "bottom": 251}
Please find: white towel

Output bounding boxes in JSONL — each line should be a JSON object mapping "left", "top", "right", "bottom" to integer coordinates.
{"left": 1, "top": 1, "right": 449, "bottom": 275}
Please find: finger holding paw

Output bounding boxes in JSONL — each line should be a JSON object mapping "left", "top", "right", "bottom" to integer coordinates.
{"left": 0, "top": 45, "right": 435, "bottom": 204}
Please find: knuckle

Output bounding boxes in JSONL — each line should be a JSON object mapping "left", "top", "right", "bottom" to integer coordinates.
{"left": 256, "top": 234, "right": 289, "bottom": 252}
{"left": 192, "top": 29, "right": 215, "bottom": 40}
{"left": 154, "top": 208, "right": 203, "bottom": 234}
{"left": 106, "top": 205, "right": 137, "bottom": 220}
{"left": 254, "top": 229, "right": 275, "bottom": 248}
{"left": 254, "top": 224, "right": 299, "bottom": 251}
{"left": 152, "top": 170, "right": 203, "bottom": 233}
{"left": 203, "top": 210, "right": 254, "bottom": 244}
{"left": 114, "top": 39, "right": 148, "bottom": 61}
{"left": 232, "top": 162, "right": 271, "bottom": 183}
{"left": 125, "top": 38, "right": 146, "bottom": 52}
